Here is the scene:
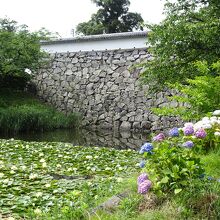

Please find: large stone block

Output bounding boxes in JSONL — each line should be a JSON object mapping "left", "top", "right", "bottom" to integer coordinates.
{"left": 120, "top": 121, "right": 131, "bottom": 130}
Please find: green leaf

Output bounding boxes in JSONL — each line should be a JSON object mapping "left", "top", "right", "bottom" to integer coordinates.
{"left": 160, "top": 176, "right": 169, "bottom": 184}
{"left": 174, "top": 188, "right": 182, "bottom": 194}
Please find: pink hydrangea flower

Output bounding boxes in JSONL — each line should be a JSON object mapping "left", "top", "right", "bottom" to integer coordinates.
{"left": 153, "top": 133, "right": 165, "bottom": 142}
{"left": 195, "top": 128, "right": 207, "bottom": 139}
{"left": 183, "top": 124, "right": 194, "bottom": 136}
{"left": 137, "top": 173, "right": 148, "bottom": 185}
{"left": 138, "top": 180, "right": 152, "bottom": 194}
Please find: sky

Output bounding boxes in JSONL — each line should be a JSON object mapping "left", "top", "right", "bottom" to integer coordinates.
{"left": 0, "top": 0, "right": 165, "bottom": 38}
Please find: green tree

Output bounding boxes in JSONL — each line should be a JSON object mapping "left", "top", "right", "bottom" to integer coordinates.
{"left": 141, "top": 0, "right": 220, "bottom": 90}
{"left": 0, "top": 18, "right": 53, "bottom": 88}
{"left": 76, "top": 0, "right": 144, "bottom": 35}
{"left": 153, "top": 61, "right": 220, "bottom": 120}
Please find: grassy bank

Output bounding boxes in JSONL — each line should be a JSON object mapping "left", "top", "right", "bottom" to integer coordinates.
{"left": 0, "top": 89, "right": 80, "bottom": 133}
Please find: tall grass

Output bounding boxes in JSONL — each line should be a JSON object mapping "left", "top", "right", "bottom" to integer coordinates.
{"left": 0, "top": 88, "right": 81, "bottom": 133}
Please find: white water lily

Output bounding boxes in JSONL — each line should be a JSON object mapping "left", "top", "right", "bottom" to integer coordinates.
{"left": 39, "top": 158, "right": 45, "bottom": 163}
{"left": 116, "top": 177, "right": 123, "bottom": 182}
{"left": 91, "top": 167, "right": 96, "bottom": 172}
{"left": 11, "top": 165, "right": 18, "bottom": 170}
{"left": 3, "top": 179, "right": 9, "bottom": 184}
{"left": 35, "top": 192, "right": 43, "bottom": 198}
{"left": 45, "top": 183, "right": 51, "bottom": 188}
{"left": 34, "top": 208, "right": 42, "bottom": 215}
{"left": 85, "top": 155, "right": 93, "bottom": 160}
{"left": 21, "top": 165, "right": 27, "bottom": 170}
{"left": 42, "top": 162, "right": 47, "bottom": 168}
{"left": 29, "top": 173, "right": 38, "bottom": 179}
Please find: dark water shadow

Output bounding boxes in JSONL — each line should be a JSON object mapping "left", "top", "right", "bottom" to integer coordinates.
{"left": 0, "top": 129, "right": 151, "bottom": 150}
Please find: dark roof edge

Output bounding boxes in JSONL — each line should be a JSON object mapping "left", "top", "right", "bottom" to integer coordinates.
{"left": 41, "top": 31, "right": 148, "bottom": 45}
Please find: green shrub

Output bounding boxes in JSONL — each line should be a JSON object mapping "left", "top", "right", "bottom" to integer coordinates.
{"left": 153, "top": 61, "right": 220, "bottom": 120}
{"left": 139, "top": 111, "right": 220, "bottom": 196}
{"left": 0, "top": 105, "right": 80, "bottom": 133}
{"left": 141, "top": 141, "right": 204, "bottom": 196}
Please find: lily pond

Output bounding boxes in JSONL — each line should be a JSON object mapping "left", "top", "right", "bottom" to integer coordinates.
{"left": 0, "top": 138, "right": 141, "bottom": 218}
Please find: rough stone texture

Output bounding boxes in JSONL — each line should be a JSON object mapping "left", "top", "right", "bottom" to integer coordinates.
{"left": 33, "top": 48, "right": 182, "bottom": 131}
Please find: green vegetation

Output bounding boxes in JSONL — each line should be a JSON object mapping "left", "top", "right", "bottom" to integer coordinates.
{"left": 141, "top": 0, "right": 220, "bottom": 119}
{"left": 0, "top": 18, "right": 54, "bottom": 88}
{"left": 0, "top": 112, "right": 219, "bottom": 219}
{"left": 76, "top": 0, "right": 143, "bottom": 35}
{"left": 152, "top": 61, "right": 220, "bottom": 120}
{"left": 0, "top": 139, "right": 140, "bottom": 219}
{"left": 142, "top": 0, "right": 220, "bottom": 89}
{"left": 0, "top": 89, "right": 80, "bottom": 133}
{"left": 136, "top": 113, "right": 220, "bottom": 220}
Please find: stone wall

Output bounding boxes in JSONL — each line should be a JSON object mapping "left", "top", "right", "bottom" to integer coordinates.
{"left": 33, "top": 48, "right": 182, "bottom": 131}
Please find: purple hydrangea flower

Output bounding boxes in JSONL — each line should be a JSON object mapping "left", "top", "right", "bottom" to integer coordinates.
{"left": 183, "top": 125, "right": 194, "bottom": 136}
{"left": 137, "top": 173, "right": 148, "bottom": 185}
{"left": 140, "top": 143, "right": 153, "bottom": 154}
{"left": 169, "top": 127, "right": 179, "bottom": 137}
{"left": 138, "top": 180, "right": 152, "bottom": 194}
{"left": 182, "top": 141, "right": 194, "bottom": 148}
{"left": 153, "top": 133, "right": 165, "bottom": 142}
{"left": 139, "top": 160, "right": 146, "bottom": 168}
{"left": 195, "top": 128, "right": 207, "bottom": 139}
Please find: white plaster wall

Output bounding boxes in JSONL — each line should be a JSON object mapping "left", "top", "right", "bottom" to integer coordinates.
{"left": 41, "top": 37, "right": 147, "bottom": 53}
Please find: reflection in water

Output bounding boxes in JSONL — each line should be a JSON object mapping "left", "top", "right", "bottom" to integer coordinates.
{"left": 0, "top": 129, "right": 151, "bottom": 150}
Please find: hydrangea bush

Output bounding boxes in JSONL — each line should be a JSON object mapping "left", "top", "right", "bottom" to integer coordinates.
{"left": 138, "top": 110, "right": 220, "bottom": 195}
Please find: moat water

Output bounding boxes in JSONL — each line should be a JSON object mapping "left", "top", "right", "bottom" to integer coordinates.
{"left": 0, "top": 128, "right": 151, "bottom": 150}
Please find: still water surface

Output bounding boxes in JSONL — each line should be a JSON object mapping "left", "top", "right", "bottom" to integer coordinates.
{"left": 0, "top": 129, "right": 150, "bottom": 150}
